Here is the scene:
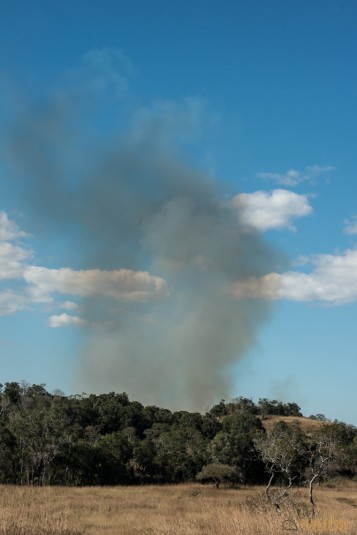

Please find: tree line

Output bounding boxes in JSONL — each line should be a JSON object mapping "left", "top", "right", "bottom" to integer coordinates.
{"left": 0, "top": 382, "right": 356, "bottom": 488}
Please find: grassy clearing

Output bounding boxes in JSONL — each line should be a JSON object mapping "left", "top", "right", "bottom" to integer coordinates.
{"left": 0, "top": 483, "right": 356, "bottom": 535}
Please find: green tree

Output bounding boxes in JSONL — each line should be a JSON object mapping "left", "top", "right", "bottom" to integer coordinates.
{"left": 94, "top": 432, "right": 132, "bottom": 484}
{"left": 209, "top": 413, "right": 264, "bottom": 483}
{"left": 133, "top": 438, "right": 158, "bottom": 482}
{"left": 196, "top": 463, "right": 241, "bottom": 488}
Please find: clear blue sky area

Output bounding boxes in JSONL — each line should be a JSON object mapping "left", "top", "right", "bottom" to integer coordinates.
{"left": 1, "top": 0, "right": 357, "bottom": 424}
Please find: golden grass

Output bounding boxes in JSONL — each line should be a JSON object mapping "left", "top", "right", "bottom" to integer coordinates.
{"left": 259, "top": 415, "right": 326, "bottom": 434}
{"left": 0, "top": 483, "right": 356, "bottom": 535}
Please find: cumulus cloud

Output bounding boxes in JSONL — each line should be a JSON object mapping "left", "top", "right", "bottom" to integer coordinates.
{"left": 258, "top": 165, "right": 335, "bottom": 187}
{"left": 0, "top": 212, "right": 32, "bottom": 280}
{"left": 233, "top": 189, "right": 312, "bottom": 231}
{"left": 24, "top": 266, "right": 168, "bottom": 303}
{"left": 0, "top": 242, "right": 31, "bottom": 279}
{"left": 343, "top": 215, "right": 357, "bottom": 235}
{"left": 234, "top": 249, "right": 357, "bottom": 305}
{"left": 0, "top": 210, "right": 168, "bottom": 323}
{"left": 47, "top": 313, "right": 86, "bottom": 328}
{"left": 0, "top": 211, "right": 27, "bottom": 241}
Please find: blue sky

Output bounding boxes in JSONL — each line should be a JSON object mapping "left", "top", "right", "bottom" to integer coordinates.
{"left": 1, "top": 0, "right": 357, "bottom": 424}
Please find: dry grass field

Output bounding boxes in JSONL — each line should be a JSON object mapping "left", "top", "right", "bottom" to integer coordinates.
{"left": 259, "top": 415, "right": 327, "bottom": 434}
{"left": 0, "top": 481, "right": 356, "bottom": 535}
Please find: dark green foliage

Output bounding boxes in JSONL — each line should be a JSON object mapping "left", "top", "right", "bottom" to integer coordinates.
{"left": 196, "top": 462, "right": 241, "bottom": 487}
{"left": 257, "top": 399, "right": 302, "bottom": 418}
{"left": 209, "top": 413, "right": 265, "bottom": 483}
{"left": 0, "top": 382, "right": 354, "bottom": 486}
{"left": 209, "top": 397, "right": 302, "bottom": 418}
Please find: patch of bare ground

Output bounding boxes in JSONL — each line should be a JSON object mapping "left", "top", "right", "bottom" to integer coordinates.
{"left": 0, "top": 483, "right": 356, "bottom": 535}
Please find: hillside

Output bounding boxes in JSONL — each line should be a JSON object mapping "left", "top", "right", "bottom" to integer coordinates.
{"left": 258, "top": 415, "right": 327, "bottom": 435}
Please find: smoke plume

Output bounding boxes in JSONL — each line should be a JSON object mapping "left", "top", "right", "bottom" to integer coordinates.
{"left": 4, "top": 52, "right": 280, "bottom": 410}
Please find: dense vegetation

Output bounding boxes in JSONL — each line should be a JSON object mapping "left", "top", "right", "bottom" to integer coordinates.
{"left": 0, "top": 382, "right": 356, "bottom": 487}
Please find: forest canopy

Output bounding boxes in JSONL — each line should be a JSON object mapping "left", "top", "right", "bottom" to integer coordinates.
{"left": 0, "top": 382, "right": 355, "bottom": 487}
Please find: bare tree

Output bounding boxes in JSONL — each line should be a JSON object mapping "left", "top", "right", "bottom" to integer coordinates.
{"left": 255, "top": 422, "right": 306, "bottom": 512}
{"left": 304, "top": 428, "right": 342, "bottom": 517}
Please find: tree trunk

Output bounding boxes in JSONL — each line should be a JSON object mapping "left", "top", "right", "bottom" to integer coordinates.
{"left": 265, "top": 472, "right": 274, "bottom": 501}
{"left": 308, "top": 474, "right": 319, "bottom": 517}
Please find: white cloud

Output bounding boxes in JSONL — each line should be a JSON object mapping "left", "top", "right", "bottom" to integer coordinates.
{"left": 0, "top": 212, "right": 32, "bottom": 315}
{"left": 0, "top": 211, "right": 27, "bottom": 241}
{"left": 24, "top": 266, "right": 168, "bottom": 302}
{"left": 343, "top": 215, "right": 357, "bottom": 235}
{"left": 233, "top": 189, "right": 312, "bottom": 231}
{"left": 0, "top": 211, "right": 169, "bottom": 320}
{"left": 47, "top": 313, "right": 86, "bottom": 328}
{"left": 0, "top": 212, "right": 31, "bottom": 279}
{"left": 0, "top": 240, "right": 32, "bottom": 280}
{"left": 258, "top": 165, "right": 335, "bottom": 187}
{"left": 233, "top": 249, "right": 357, "bottom": 305}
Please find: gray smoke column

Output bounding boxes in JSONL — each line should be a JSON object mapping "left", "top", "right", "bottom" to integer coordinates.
{"left": 78, "top": 145, "right": 278, "bottom": 410}
{"left": 5, "top": 73, "right": 280, "bottom": 411}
